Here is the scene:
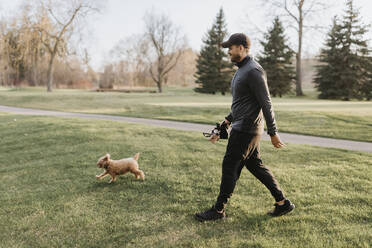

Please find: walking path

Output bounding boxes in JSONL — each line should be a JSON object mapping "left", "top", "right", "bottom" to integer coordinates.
{"left": 1, "top": 105, "right": 371, "bottom": 153}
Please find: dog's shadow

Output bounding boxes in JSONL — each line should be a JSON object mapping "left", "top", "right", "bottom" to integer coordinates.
{"left": 87, "top": 176, "right": 145, "bottom": 192}
{"left": 86, "top": 172, "right": 172, "bottom": 194}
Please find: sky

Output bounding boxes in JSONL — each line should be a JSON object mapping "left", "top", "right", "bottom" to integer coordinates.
{"left": 1, "top": 0, "right": 372, "bottom": 71}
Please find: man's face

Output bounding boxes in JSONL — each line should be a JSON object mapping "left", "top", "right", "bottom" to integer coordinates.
{"left": 228, "top": 45, "right": 243, "bottom": 63}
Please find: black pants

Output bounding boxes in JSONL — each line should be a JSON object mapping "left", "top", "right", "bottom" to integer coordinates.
{"left": 215, "top": 129, "right": 285, "bottom": 211}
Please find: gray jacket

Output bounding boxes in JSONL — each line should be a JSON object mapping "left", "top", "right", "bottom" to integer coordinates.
{"left": 225, "top": 56, "right": 277, "bottom": 136}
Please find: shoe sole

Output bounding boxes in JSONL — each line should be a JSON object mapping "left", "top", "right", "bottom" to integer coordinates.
{"left": 194, "top": 214, "right": 226, "bottom": 222}
{"left": 268, "top": 203, "right": 295, "bottom": 217}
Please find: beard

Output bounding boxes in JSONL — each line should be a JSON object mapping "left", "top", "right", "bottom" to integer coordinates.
{"left": 230, "top": 53, "right": 242, "bottom": 63}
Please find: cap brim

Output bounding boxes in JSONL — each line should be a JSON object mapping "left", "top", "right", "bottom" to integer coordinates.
{"left": 221, "top": 41, "right": 231, "bottom": 48}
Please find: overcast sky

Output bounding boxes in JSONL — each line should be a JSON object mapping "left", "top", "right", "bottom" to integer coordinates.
{"left": 1, "top": 0, "right": 372, "bottom": 71}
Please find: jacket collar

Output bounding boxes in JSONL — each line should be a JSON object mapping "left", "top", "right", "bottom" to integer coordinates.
{"left": 236, "top": 56, "right": 250, "bottom": 68}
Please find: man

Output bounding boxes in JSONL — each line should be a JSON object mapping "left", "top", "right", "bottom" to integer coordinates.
{"left": 195, "top": 33, "right": 295, "bottom": 222}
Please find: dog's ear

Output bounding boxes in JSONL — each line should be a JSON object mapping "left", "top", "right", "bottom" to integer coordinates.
{"left": 104, "top": 153, "right": 110, "bottom": 160}
{"left": 133, "top": 153, "right": 140, "bottom": 161}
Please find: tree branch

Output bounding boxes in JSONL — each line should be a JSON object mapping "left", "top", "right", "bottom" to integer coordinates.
{"left": 148, "top": 63, "right": 158, "bottom": 83}
{"left": 162, "top": 50, "right": 183, "bottom": 76}
{"left": 284, "top": 0, "right": 299, "bottom": 23}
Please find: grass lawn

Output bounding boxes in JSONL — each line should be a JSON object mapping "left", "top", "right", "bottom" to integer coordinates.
{"left": 0, "top": 113, "right": 371, "bottom": 247}
{"left": 0, "top": 87, "right": 371, "bottom": 143}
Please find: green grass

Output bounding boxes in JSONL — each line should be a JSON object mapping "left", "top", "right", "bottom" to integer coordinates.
{"left": 0, "top": 113, "right": 371, "bottom": 247}
{"left": 0, "top": 86, "right": 371, "bottom": 142}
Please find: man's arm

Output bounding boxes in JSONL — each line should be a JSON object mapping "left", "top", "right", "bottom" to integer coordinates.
{"left": 248, "top": 68, "right": 285, "bottom": 148}
{"left": 248, "top": 68, "right": 277, "bottom": 136}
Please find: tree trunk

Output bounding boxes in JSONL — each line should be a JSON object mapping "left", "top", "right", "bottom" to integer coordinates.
{"left": 156, "top": 81, "right": 162, "bottom": 93}
{"left": 46, "top": 53, "right": 56, "bottom": 92}
{"left": 296, "top": 50, "right": 303, "bottom": 96}
{"left": 156, "top": 75, "right": 163, "bottom": 93}
{"left": 157, "top": 65, "right": 163, "bottom": 93}
{"left": 296, "top": 4, "right": 304, "bottom": 96}
{"left": 31, "top": 59, "right": 38, "bottom": 86}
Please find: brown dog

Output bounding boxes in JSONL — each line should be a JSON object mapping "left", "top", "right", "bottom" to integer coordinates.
{"left": 96, "top": 153, "right": 144, "bottom": 183}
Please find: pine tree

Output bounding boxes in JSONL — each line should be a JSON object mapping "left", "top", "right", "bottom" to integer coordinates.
{"left": 362, "top": 57, "right": 372, "bottom": 100}
{"left": 340, "top": 0, "right": 370, "bottom": 100}
{"left": 315, "top": 0, "right": 371, "bottom": 100}
{"left": 314, "top": 17, "right": 345, "bottom": 99}
{"left": 194, "top": 8, "right": 233, "bottom": 95}
{"left": 258, "top": 17, "right": 295, "bottom": 97}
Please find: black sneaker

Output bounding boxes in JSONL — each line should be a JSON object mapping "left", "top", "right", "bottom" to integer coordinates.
{"left": 267, "top": 199, "right": 295, "bottom": 217}
{"left": 195, "top": 206, "right": 226, "bottom": 222}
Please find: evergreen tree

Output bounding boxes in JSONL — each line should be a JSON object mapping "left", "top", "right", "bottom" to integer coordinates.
{"left": 340, "top": 0, "right": 370, "bottom": 100}
{"left": 315, "top": 0, "right": 371, "bottom": 100}
{"left": 314, "top": 17, "right": 345, "bottom": 99}
{"left": 194, "top": 8, "right": 233, "bottom": 95}
{"left": 362, "top": 57, "right": 372, "bottom": 100}
{"left": 258, "top": 17, "right": 295, "bottom": 97}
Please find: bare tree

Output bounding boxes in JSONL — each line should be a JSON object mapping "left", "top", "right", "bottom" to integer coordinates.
{"left": 36, "top": 0, "right": 100, "bottom": 92}
{"left": 0, "top": 4, "right": 47, "bottom": 87}
{"left": 110, "top": 34, "right": 151, "bottom": 87}
{"left": 144, "top": 11, "right": 186, "bottom": 93}
{"left": 21, "top": 4, "right": 45, "bottom": 86}
{"left": 167, "top": 48, "right": 197, "bottom": 87}
{"left": 99, "top": 63, "right": 115, "bottom": 89}
{"left": 262, "top": 0, "right": 329, "bottom": 96}
{"left": 0, "top": 1, "right": 101, "bottom": 88}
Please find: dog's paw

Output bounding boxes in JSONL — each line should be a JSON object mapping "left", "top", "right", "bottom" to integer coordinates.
{"left": 96, "top": 175, "right": 105, "bottom": 180}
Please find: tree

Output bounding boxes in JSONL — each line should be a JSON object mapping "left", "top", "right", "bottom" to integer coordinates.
{"left": 144, "top": 11, "right": 185, "bottom": 93}
{"left": 167, "top": 48, "right": 198, "bottom": 87}
{"left": 314, "top": 0, "right": 371, "bottom": 100}
{"left": 36, "top": 0, "right": 99, "bottom": 92}
{"left": 314, "top": 17, "right": 345, "bottom": 99}
{"left": 20, "top": 3, "right": 46, "bottom": 86}
{"left": 194, "top": 8, "right": 233, "bottom": 95}
{"left": 0, "top": 1, "right": 100, "bottom": 88}
{"left": 110, "top": 34, "right": 151, "bottom": 87}
{"left": 362, "top": 57, "right": 372, "bottom": 100}
{"left": 263, "top": 0, "right": 328, "bottom": 96}
{"left": 1, "top": 21, "right": 25, "bottom": 85}
{"left": 339, "top": 0, "right": 370, "bottom": 100}
{"left": 258, "top": 17, "right": 295, "bottom": 97}
{"left": 99, "top": 64, "right": 115, "bottom": 89}
{"left": 0, "top": 4, "right": 47, "bottom": 87}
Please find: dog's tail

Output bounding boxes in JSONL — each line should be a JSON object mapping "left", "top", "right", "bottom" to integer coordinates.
{"left": 133, "top": 153, "right": 140, "bottom": 161}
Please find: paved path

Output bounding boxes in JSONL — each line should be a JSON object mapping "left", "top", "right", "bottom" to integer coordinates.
{"left": 1, "top": 105, "right": 371, "bottom": 153}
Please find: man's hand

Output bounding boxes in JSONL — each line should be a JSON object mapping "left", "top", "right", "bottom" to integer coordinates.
{"left": 209, "top": 119, "right": 230, "bottom": 144}
{"left": 222, "top": 119, "right": 231, "bottom": 128}
{"left": 271, "top": 134, "right": 285, "bottom": 148}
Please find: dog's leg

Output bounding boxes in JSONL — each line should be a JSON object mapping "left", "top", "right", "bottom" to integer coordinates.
{"left": 133, "top": 170, "right": 145, "bottom": 180}
{"left": 108, "top": 175, "right": 117, "bottom": 184}
{"left": 96, "top": 171, "right": 109, "bottom": 180}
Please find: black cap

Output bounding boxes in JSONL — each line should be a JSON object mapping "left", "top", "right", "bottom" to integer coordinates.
{"left": 221, "top": 33, "right": 250, "bottom": 48}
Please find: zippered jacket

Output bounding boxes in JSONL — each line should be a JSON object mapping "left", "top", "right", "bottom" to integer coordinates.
{"left": 225, "top": 56, "right": 278, "bottom": 136}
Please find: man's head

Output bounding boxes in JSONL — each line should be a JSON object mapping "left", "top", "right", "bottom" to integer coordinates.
{"left": 221, "top": 33, "right": 251, "bottom": 63}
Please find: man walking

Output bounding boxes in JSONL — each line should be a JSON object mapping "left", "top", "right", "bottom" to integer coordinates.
{"left": 195, "top": 33, "right": 294, "bottom": 222}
